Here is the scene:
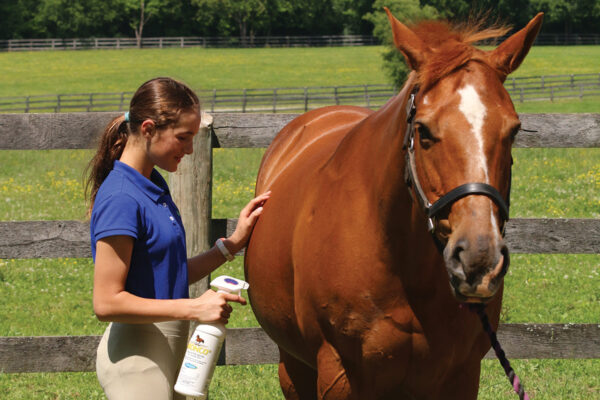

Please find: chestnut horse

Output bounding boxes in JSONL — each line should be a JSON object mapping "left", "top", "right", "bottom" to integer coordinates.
{"left": 245, "top": 9, "right": 543, "bottom": 400}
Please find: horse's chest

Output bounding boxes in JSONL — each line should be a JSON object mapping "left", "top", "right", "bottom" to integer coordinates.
{"left": 332, "top": 305, "right": 464, "bottom": 385}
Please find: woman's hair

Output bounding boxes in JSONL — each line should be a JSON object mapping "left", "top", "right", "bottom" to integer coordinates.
{"left": 85, "top": 77, "right": 200, "bottom": 215}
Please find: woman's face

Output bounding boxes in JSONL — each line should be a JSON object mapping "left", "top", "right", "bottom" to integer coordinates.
{"left": 147, "top": 110, "right": 201, "bottom": 173}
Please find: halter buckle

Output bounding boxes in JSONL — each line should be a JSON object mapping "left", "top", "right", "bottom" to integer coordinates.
{"left": 427, "top": 218, "right": 435, "bottom": 233}
{"left": 403, "top": 91, "right": 417, "bottom": 151}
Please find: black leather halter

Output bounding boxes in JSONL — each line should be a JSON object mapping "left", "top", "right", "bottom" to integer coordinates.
{"left": 403, "top": 86, "right": 511, "bottom": 252}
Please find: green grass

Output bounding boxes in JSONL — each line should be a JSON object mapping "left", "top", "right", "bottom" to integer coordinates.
{"left": 514, "top": 98, "right": 600, "bottom": 113}
{"left": 0, "top": 47, "right": 388, "bottom": 96}
{"left": 0, "top": 45, "right": 598, "bottom": 97}
{"left": 1, "top": 146, "right": 599, "bottom": 399}
{"left": 0, "top": 45, "right": 599, "bottom": 399}
{"left": 511, "top": 148, "right": 600, "bottom": 218}
{"left": 2, "top": 360, "right": 599, "bottom": 400}
{"left": 478, "top": 359, "right": 600, "bottom": 399}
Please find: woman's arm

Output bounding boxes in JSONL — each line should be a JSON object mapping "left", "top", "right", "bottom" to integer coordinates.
{"left": 93, "top": 235, "right": 244, "bottom": 324}
{"left": 187, "top": 191, "right": 271, "bottom": 283}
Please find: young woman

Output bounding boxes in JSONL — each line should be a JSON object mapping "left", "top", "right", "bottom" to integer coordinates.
{"left": 86, "top": 77, "right": 269, "bottom": 399}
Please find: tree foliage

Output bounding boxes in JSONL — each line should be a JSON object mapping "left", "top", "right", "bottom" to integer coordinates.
{"left": 365, "top": 0, "right": 438, "bottom": 88}
{"left": 530, "top": 0, "right": 600, "bottom": 33}
{"left": 1, "top": 0, "right": 598, "bottom": 41}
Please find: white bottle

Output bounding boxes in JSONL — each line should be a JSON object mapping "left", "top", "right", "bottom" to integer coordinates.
{"left": 174, "top": 275, "right": 249, "bottom": 399}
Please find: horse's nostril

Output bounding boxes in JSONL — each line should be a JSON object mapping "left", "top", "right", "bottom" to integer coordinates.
{"left": 452, "top": 246, "right": 463, "bottom": 262}
{"left": 451, "top": 239, "right": 467, "bottom": 262}
{"left": 499, "top": 244, "right": 510, "bottom": 277}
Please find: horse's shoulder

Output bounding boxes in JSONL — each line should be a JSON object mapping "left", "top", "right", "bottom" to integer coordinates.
{"left": 288, "top": 105, "right": 374, "bottom": 129}
{"left": 257, "top": 106, "right": 373, "bottom": 191}
{"left": 268, "top": 105, "right": 373, "bottom": 158}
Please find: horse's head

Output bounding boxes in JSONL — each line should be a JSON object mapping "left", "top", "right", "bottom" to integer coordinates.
{"left": 386, "top": 9, "right": 543, "bottom": 303}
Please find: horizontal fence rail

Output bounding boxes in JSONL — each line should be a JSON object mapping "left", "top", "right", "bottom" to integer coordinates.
{"left": 1, "top": 218, "right": 599, "bottom": 259}
{"left": 0, "top": 112, "right": 599, "bottom": 374}
{"left": 2, "top": 324, "right": 599, "bottom": 373}
{"left": 1, "top": 33, "right": 599, "bottom": 52}
{"left": 2, "top": 74, "right": 599, "bottom": 114}
{"left": 1, "top": 112, "right": 599, "bottom": 150}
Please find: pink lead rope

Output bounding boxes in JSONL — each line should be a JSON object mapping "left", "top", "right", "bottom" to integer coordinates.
{"left": 468, "top": 304, "right": 530, "bottom": 400}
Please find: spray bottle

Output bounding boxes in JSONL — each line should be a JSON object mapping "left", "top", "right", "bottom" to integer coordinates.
{"left": 174, "top": 275, "right": 249, "bottom": 398}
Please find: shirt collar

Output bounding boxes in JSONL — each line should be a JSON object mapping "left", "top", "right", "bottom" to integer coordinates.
{"left": 113, "top": 160, "right": 170, "bottom": 202}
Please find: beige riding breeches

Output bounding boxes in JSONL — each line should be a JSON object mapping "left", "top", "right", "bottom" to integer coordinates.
{"left": 96, "top": 320, "right": 190, "bottom": 400}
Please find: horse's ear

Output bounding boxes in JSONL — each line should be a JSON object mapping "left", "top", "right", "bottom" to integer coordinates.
{"left": 488, "top": 12, "right": 544, "bottom": 79}
{"left": 384, "top": 7, "right": 429, "bottom": 71}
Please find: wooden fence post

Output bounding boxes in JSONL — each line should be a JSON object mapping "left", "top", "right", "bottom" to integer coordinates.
{"left": 169, "top": 111, "right": 214, "bottom": 304}
{"left": 304, "top": 87, "right": 308, "bottom": 111}
{"left": 169, "top": 112, "right": 213, "bottom": 400}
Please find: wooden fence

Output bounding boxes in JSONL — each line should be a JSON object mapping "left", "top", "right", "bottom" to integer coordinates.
{"left": 0, "top": 112, "right": 599, "bottom": 375}
{"left": 1, "top": 73, "right": 600, "bottom": 114}
{"left": 1, "top": 33, "right": 600, "bottom": 52}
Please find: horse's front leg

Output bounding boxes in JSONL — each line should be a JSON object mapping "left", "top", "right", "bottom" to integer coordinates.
{"left": 316, "top": 341, "right": 355, "bottom": 400}
{"left": 434, "top": 359, "right": 481, "bottom": 400}
{"left": 279, "top": 346, "right": 318, "bottom": 400}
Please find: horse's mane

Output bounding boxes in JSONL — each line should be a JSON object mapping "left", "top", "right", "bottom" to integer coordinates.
{"left": 410, "top": 19, "right": 511, "bottom": 92}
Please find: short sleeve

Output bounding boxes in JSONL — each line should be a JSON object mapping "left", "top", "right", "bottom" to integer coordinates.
{"left": 91, "top": 192, "right": 141, "bottom": 243}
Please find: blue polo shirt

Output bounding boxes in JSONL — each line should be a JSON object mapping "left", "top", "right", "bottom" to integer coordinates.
{"left": 90, "top": 160, "right": 189, "bottom": 299}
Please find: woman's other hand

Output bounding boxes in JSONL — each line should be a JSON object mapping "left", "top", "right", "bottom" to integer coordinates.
{"left": 227, "top": 191, "right": 271, "bottom": 254}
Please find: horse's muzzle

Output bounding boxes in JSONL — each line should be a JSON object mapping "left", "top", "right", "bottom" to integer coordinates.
{"left": 443, "top": 237, "right": 510, "bottom": 303}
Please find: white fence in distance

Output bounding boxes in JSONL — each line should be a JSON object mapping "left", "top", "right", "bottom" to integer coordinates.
{"left": 0, "top": 35, "right": 379, "bottom": 51}
{"left": 1, "top": 33, "right": 600, "bottom": 52}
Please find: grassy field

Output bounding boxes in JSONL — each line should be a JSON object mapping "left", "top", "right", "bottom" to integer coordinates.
{"left": 1, "top": 148, "right": 598, "bottom": 399}
{"left": 0, "top": 45, "right": 599, "bottom": 96}
{"left": 0, "top": 44, "right": 599, "bottom": 399}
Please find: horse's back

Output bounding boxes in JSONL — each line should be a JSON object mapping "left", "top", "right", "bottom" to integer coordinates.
{"left": 256, "top": 105, "right": 373, "bottom": 193}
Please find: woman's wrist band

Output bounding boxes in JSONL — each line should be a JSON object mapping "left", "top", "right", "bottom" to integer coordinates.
{"left": 215, "top": 238, "right": 235, "bottom": 262}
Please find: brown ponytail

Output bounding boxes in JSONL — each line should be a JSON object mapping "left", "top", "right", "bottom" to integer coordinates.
{"left": 85, "top": 77, "right": 200, "bottom": 216}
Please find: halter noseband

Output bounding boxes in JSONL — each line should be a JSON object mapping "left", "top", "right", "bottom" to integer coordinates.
{"left": 403, "top": 86, "right": 511, "bottom": 252}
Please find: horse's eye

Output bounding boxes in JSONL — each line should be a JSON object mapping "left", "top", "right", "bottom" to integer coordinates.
{"left": 510, "top": 125, "right": 521, "bottom": 141}
{"left": 416, "top": 123, "right": 434, "bottom": 144}
{"left": 504, "top": 123, "right": 521, "bottom": 144}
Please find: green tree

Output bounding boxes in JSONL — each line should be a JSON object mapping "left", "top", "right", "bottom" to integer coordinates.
{"left": 332, "top": 0, "right": 375, "bottom": 34}
{"left": 124, "top": 0, "right": 177, "bottom": 47}
{"left": 419, "top": 0, "right": 470, "bottom": 19}
{"left": 192, "top": 0, "right": 273, "bottom": 43}
{"left": 278, "top": 0, "right": 345, "bottom": 35}
{"left": 420, "top": 0, "right": 533, "bottom": 27}
{"left": 531, "top": 0, "right": 600, "bottom": 33}
{"left": 365, "top": 0, "right": 438, "bottom": 88}
{"left": 492, "top": 0, "right": 534, "bottom": 29}
{"left": 32, "top": 0, "right": 125, "bottom": 38}
{"left": 0, "top": 0, "right": 40, "bottom": 39}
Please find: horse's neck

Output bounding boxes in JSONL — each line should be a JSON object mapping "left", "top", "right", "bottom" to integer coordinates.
{"left": 327, "top": 74, "right": 418, "bottom": 196}
{"left": 325, "top": 73, "right": 443, "bottom": 290}
{"left": 326, "top": 73, "right": 438, "bottom": 252}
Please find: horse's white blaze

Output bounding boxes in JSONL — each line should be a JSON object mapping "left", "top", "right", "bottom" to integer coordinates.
{"left": 458, "top": 84, "right": 488, "bottom": 182}
{"left": 458, "top": 85, "right": 500, "bottom": 242}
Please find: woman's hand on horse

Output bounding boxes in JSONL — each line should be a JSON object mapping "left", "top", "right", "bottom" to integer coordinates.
{"left": 228, "top": 191, "right": 271, "bottom": 253}
{"left": 188, "top": 289, "right": 247, "bottom": 324}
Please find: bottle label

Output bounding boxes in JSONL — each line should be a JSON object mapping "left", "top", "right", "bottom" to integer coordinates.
{"left": 175, "top": 330, "right": 223, "bottom": 394}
